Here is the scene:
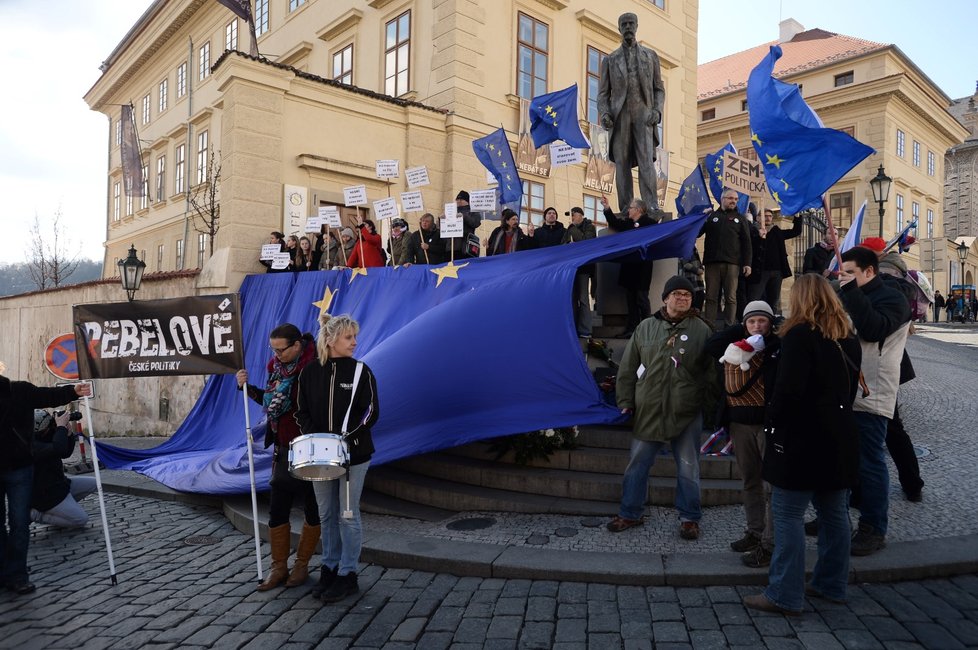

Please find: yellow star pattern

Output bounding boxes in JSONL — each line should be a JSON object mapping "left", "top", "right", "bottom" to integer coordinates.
{"left": 765, "top": 153, "right": 785, "bottom": 169}
{"left": 751, "top": 132, "right": 763, "bottom": 147}
{"left": 312, "top": 286, "right": 336, "bottom": 315}
{"left": 429, "top": 261, "right": 470, "bottom": 288}
{"left": 348, "top": 266, "right": 368, "bottom": 284}
{"left": 772, "top": 191, "right": 782, "bottom": 204}
{"left": 781, "top": 178, "right": 789, "bottom": 190}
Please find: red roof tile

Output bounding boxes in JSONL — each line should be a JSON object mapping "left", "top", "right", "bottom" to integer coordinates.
{"left": 698, "top": 28, "right": 889, "bottom": 101}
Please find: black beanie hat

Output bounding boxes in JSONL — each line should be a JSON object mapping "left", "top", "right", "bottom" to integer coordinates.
{"left": 455, "top": 190, "right": 470, "bottom": 203}
{"left": 661, "top": 275, "right": 696, "bottom": 300}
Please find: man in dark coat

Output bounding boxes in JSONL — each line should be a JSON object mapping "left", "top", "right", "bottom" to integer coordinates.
{"left": 803, "top": 231, "right": 836, "bottom": 277}
{"left": 700, "top": 189, "right": 753, "bottom": 327}
{"left": 31, "top": 409, "right": 97, "bottom": 528}
{"left": 562, "top": 207, "right": 598, "bottom": 336}
{"left": 597, "top": 12, "right": 665, "bottom": 212}
{"left": 448, "top": 191, "right": 482, "bottom": 260}
{"left": 601, "top": 195, "right": 659, "bottom": 337}
{"left": 0, "top": 374, "right": 90, "bottom": 594}
{"left": 747, "top": 209, "right": 803, "bottom": 314}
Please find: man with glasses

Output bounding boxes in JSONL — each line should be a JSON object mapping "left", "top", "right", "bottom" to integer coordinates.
{"left": 601, "top": 195, "right": 659, "bottom": 337}
{"left": 607, "top": 276, "right": 713, "bottom": 541}
{"left": 700, "top": 189, "right": 753, "bottom": 328}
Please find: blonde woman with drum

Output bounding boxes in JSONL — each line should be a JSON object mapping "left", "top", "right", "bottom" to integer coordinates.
{"left": 296, "top": 313, "right": 379, "bottom": 603}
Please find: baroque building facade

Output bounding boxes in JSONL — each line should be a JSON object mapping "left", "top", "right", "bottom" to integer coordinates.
{"left": 945, "top": 84, "right": 978, "bottom": 241}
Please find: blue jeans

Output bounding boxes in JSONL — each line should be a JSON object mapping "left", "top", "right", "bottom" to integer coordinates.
{"left": 765, "top": 487, "right": 850, "bottom": 611}
{"left": 853, "top": 411, "right": 889, "bottom": 535}
{"left": 0, "top": 465, "right": 34, "bottom": 585}
{"left": 313, "top": 461, "right": 369, "bottom": 576}
{"left": 619, "top": 415, "right": 701, "bottom": 522}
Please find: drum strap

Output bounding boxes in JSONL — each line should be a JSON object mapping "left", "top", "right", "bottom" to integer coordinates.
{"left": 340, "top": 362, "right": 364, "bottom": 437}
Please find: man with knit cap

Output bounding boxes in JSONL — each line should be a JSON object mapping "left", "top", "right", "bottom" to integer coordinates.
{"left": 608, "top": 275, "right": 714, "bottom": 540}
{"left": 706, "top": 300, "right": 781, "bottom": 567}
{"left": 449, "top": 190, "right": 483, "bottom": 259}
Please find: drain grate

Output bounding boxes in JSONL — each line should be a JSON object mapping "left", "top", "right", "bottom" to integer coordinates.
{"left": 446, "top": 517, "right": 496, "bottom": 531}
{"left": 183, "top": 535, "right": 220, "bottom": 546}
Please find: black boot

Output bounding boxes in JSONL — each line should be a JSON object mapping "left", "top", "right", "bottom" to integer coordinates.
{"left": 319, "top": 571, "right": 358, "bottom": 603}
{"left": 311, "top": 565, "right": 337, "bottom": 598}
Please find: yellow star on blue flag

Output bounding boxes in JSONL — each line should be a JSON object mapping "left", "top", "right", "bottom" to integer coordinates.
{"left": 528, "top": 84, "right": 590, "bottom": 149}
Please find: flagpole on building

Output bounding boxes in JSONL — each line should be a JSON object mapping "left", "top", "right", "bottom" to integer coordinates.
{"left": 241, "top": 387, "right": 264, "bottom": 582}
{"left": 80, "top": 394, "right": 118, "bottom": 586}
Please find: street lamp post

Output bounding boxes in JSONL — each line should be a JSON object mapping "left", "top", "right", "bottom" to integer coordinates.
{"left": 955, "top": 240, "right": 969, "bottom": 322}
{"left": 118, "top": 244, "right": 146, "bottom": 302}
{"left": 869, "top": 164, "right": 892, "bottom": 239}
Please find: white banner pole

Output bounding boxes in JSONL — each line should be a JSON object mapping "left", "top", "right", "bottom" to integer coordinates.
{"left": 81, "top": 394, "right": 118, "bottom": 585}
{"left": 242, "top": 387, "right": 264, "bottom": 581}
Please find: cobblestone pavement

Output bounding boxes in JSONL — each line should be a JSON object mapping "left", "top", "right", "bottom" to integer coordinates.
{"left": 4, "top": 493, "right": 978, "bottom": 649}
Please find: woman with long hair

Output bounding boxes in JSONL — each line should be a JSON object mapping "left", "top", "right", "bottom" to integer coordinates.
{"left": 486, "top": 208, "right": 533, "bottom": 255}
{"left": 294, "top": 236, "right": 315, "bottom": 272}
{"left": 744, "top": 274, "right": 861, "bottom": 615}
{"left": 296, "top": 313, "right": 379, "bottom": 603}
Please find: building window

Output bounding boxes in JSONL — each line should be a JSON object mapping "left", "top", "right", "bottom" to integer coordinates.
{"left": 701, "top": 108, "right": 715, "bottom": 121}
{"left": 928, "top": 150, "right": 936, "bottom": 176}
{"left": 840, "top": 126, "right": 855, "bottom": 137}
{"left": 647, "top": 0, "right": 665, "bottom": 8}
{"left": 113, "top": 182, "right": 121, "bottom": 221}
{"left": 126, "top": 193, "right": 133, "bottom": 217}
{"left": 198, "top": 42, "right": 210, "bottom": 81}
{"left": 115, "top": 119, "right": 122, "bottom": 145}
{"left": 927, "top": 208, "right": 934, "bottom": 238}
{"left": 175, "top": 144, "right": 186, "bottom": 194}
{"left": 158, "top": 79, "right": 168, "bottom": 113}
{"left": 913, "top": 141, "right": 920, "bottom": 167}
{"left": 384, "top": 11, "right": 411, "bottom": 97}
{"left": 196, "top": 131, "right": 209, "bottom": 185}
{"left": 157, "top": 244, "right": 165, "bottom": 271}
{"left": 156, "top": 155, "right": 166, "bottom": 202}
{"left": 896, "top": 129, "right": 905, "bottom": 157}
{"left": 142, "top": 94, "right": 150, "bottom": 125}
{"left": 225, "top": 20, "right": 237, "bottom": 51}
{"left": 177, "top": 62, "right": 187, "bottom": 97}
{"left": 834, "top": 71, "right": 854, "bottom": 87}
{"left": 289, "top": 0, "right": 305, "bottom": 10}
{"left": 197, "top": 233, "right": 209, "bottom": 267}
{"left": 896, "top": 193, "right": 904, "bottom": 231}
{"left": 829, "top": 191, "right": 853, "bottom": 227}
{"left": 255, "top": 0, "right": 269, "bottom": 36}
{"left": 176, "top": 238, "right": 185, "bottom": 269}
{"left": 583, "top": 195, "right": 605, "bottom": 225}
{"left": 741, "top": 99, "right": 748, "bottom": 112}
{"left": 140, "top": 163, "right": 149, "bottom": 210}
{"left": 517, "top": 13, "right": 548, "bottom": 100}
{"left": 586, "top": 46, "right": 606, "bottom": 124}
{"left": 332, "top": 44, "right": 353, "bottom": 85}
{"left": 521, "top": 180, "right": 545, "bottom": 226}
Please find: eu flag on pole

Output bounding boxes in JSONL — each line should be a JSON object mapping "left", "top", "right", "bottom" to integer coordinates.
{"left": 747, "top": 45, "right": 874, "bottom": 215}
{"left": 675, "top": 164, "right": 712, "bottom": 218}
{"left": 473, "top": 128, "right": 523, "bottom": 207}
{"left": 528, "top": 84, "right": 591, "bottom": 149}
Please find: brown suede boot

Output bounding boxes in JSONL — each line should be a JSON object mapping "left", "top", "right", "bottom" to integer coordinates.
{"left": 285, "top": 523, "right": 321, "bottom": 587}
{"left": 257, "top": 524, "right": 291, "bottom": 592}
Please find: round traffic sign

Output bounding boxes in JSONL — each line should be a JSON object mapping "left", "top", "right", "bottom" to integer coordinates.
{"left": 44, "top": 333, "right": 79, "bottom": 380}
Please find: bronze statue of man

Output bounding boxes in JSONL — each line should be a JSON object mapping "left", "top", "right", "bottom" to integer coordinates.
{"left": 597, "top": 12, "right": 665, "bottom": 213}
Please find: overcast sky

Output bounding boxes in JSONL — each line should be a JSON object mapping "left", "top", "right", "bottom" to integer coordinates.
{"left": 0, "top": 0, "right": 974, "bottom": 266}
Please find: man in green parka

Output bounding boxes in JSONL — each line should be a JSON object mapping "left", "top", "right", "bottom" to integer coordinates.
{"left": 607, "top": 275, "right": 714, "bottom": 540}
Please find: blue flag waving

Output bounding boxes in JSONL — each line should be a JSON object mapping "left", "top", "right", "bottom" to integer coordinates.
{"left": 747, "top": 45, "right": 874, "bottom": 215}
{"left": 473, "top": 128, "right": 523, "bottom": 207}
{"left": 528, "top": 84, "right": 591, "bottom": 149}
{"left": 828, "top": 200, "right": 866, "bottom": 272}
{"left": 675, "top": 164, "right": 712, "bottom": 218}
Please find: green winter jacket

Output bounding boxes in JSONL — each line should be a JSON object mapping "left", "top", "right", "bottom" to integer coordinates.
{"left": 616, "top": 309, "right": 715, "bottom": 442}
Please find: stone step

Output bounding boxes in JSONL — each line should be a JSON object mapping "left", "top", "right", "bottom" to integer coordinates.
{"left": 380, "top": 453, "right": 742, "bottom": 508}
{"left": 360, "top": 488, "right": 455, "bottom": 522}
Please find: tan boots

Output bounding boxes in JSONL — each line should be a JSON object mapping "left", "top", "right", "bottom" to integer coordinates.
{"left": 257, "top": 523, "right": 322, "bottom": 592}
{"left": 285, "top": 523, "right": 321, "bottom": 587}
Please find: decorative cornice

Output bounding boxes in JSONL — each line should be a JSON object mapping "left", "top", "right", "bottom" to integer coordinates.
{"left": 575, "top": 10, "right": 619, "bottom": 44}
{"left": 189, "top": 106, "right": 214, "bottom": 126}
{"left": 277, "top": 41, "right": 314, "bottom": 68}
{"left": 317, "top": 8, "right": 363, "bottom": 43}
{"left": 528, "top": 0, "right": 569, "bottom": 10}
{"left": 366, "top": 0, "right": 399, "bottom": 9}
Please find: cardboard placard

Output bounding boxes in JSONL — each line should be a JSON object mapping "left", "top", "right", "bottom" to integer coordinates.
{"left": 550, "top": 142, "right": 582, "bottom": 168}
{"left": 304, "top": 216, "right": 323, "bottom": 232}
{"left": 469, "top": 189, "right": 497, "bottom": 212}
{"left": 401, "top": 191, "right": 424, "bottom": 213}
{"left": 722, "top": 150, "right": 768, "bottom": 197}
{"left": 270, "top": 253, "right": 291, "bottom": 270}
{"left": 440, "top": 214, "right": 463, "bottom": 238}
{"left": 319, "top": 206, "right": 342, "bottom": 228}
{"left": 373, "top": 197, "right": 400, "bottom": 220}
{"left": 444, "top": 202, "right": 458, "bottom": 220}
{"left": 260, "top": 244, "right": 281, "bottom": 261}
{"left": 405, "top": 166, "right": 430, "bottom": 188}
{"left": 376, "top": 159, "right": 400, "bottom": 179}
{"left": 343, "top": 185, "right": 368, "bottom": 206}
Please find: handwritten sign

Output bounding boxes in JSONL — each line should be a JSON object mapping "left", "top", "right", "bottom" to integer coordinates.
{"left": 722, "top": 150, "right": 768, "bottom": 197}
{"left": 376, "top": 159, "right": 399, "bottom": 179}
{"left": 319, "top": 205, "right": 342, "bottom": 228}
{"left": 444, "top": 202, "right": 458, "bottom": 220}
{"left": 469, "top": 189, "right": 496, "bottom": 212}
{"left": 343, "top": 185, "right": 368, "bottom": 207}
{"left": 304, "top": 216, "right": 323, "bottom": 232}
{"left": 401, "top": 191, "right": 424, "bottom": 213}
{"left": 270, "top": 252, "right": 291, "bottom": 270}
{"left": 260, "top": 244, "right": 281, "bottom": 261}
{"left": 440, "top": 214, "right": 463, "bottom": 238}
{"left": 550, "top": 142, "right": 582, "bottom": 168}
{"left": 373, "top": 197, "right": 400, "bottom": 221}
{"left": 405, "top": 166, "right": 430, "bottom": 188}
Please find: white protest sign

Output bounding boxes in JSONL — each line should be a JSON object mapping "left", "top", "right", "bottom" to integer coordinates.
{"left": 444, "top": 202, "right": 458, "bottom": 220}
{"left": 441, "top": 214, "right": 463, "bottom": 238}
{"left": 486, "top": 169, "right": 498, "bottom": 185}
{"left": 401, "top": 190, "right": 424, "bottom": 213}
{"left": 469, "top": 189, "right": 497, "bottom": 212}
{"left": 270, "top": 252, "right": 291, "bottom": 270}
{"left": 376, "top": 160, "right": 400, "bottom": 179}
{"left": 260, "top": 244, "right": 281, "bottom": 261}
{"left": 405, "top": 166, "right": 430, "bottom": 188}
{"left": 373, "top": 197, "right": 400, "bottom": 221}
{"left": 343, "top": 185, "right": 368, "bottom": 206}
{"left": 550, "top": 142, "right": 583, "bottom": 168}
{"left": 304, "top": 216, "right": 323, "bottom": 232}
{"left": 319, "top": 206, "right": 342, "bottom": 228}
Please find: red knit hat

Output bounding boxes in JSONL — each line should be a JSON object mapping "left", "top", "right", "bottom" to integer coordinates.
{"left": 859, "top": 237, "right": 887, "bottom": 253}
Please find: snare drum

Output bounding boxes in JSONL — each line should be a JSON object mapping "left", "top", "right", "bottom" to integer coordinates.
{"left": 288, "top": 433, "right": 349, "bottom": 481}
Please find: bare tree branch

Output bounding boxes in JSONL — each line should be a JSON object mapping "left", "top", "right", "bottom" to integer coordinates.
{"left": 25, "top": 209, "right": 80, "bottom": 290}
{"left": 190, "top": 148, "right": 221, "bottom": 262}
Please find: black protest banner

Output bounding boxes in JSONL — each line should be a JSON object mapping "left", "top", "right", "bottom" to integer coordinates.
{"left": 73, "top": 294, "right": 243, "bottom": 379}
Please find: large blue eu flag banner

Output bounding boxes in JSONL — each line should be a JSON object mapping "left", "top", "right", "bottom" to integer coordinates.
{"left": 747, "top": 45, "right": 874, "bottom": 215}
{"left": 96, "top": 214, "right": 708, "bottom": 494}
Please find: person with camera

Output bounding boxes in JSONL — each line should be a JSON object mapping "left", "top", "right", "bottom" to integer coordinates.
{"left": 30, "top": 409, "right": 96, "bottom": 528}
